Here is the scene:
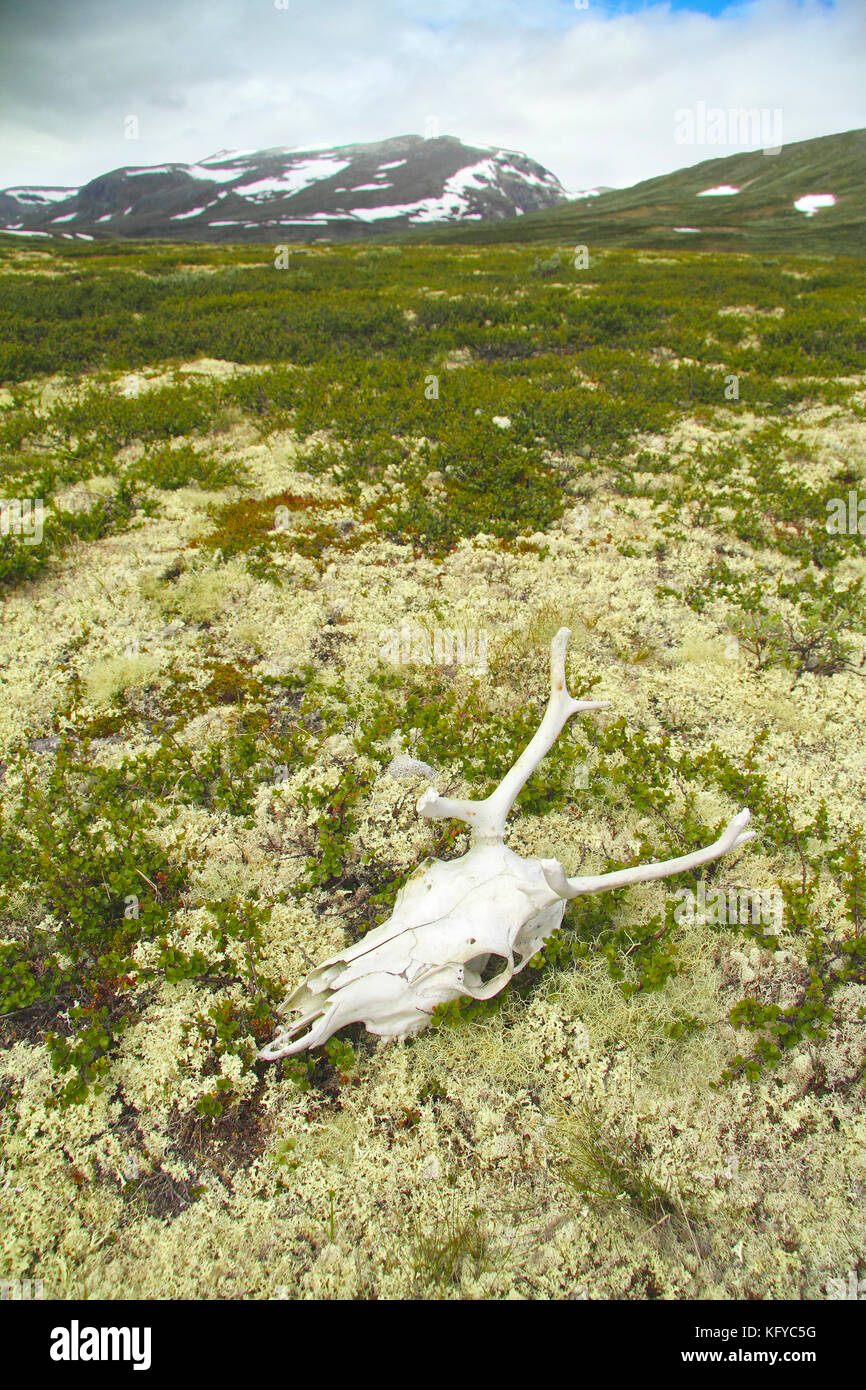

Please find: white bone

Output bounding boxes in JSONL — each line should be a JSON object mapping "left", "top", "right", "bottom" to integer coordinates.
{"left": 538, "top": 808, "right": 755, "bottom": 899}
{"left": 415, "top": 627, "right": 610, "bottom": 844}
{"left": 258, "top": 628, "right": 753, "bottom": 1061}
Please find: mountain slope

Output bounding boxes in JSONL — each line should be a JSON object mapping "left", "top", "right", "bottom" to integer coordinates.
{"left": 395, "top": 128, "right": 866, "bottom": 257}
{"left": 0, "top": 135, "right": 568, "bottom": 243}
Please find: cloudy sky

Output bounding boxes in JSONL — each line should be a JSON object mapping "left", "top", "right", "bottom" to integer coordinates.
{"left": 0, "top": 0, "right": 862, "bottom": 192}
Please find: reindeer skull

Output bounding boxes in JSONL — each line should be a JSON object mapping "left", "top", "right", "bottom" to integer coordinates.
{"left": 258, "top": 628, "right": 754, "bottom": 1060}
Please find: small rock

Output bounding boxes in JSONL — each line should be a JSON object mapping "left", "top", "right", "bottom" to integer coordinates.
{"left": 387, "top": 754, "right": 437, "bottom": 781}
{"left": 28, "top": 736, "right": 61, "bottom": 754}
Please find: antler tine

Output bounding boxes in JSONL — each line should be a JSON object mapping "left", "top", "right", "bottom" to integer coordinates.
{"left": 417, "top": 627, "right": 610, "bottom": 844}
{"left": 541, "top": 808, "right": 756, "bottom": 899}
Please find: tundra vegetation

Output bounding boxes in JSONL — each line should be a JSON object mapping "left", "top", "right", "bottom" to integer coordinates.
{"left": 0, "top": 234, "right": 865, "bottom": 1300}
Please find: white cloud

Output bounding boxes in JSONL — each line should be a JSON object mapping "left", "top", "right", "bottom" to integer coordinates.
{"left": 0, "top": 0, "right": 863, "bottom": 192}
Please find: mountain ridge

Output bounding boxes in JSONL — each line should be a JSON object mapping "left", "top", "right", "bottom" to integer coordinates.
{"left": 0, "top": 134, "right": 568, "bottom": 243}
{"left": 2, "top": 127, "right": 862, "bottom": 256}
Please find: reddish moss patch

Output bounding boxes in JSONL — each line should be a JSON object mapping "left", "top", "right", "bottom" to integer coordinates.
{"left": 195, "top": 490, "right": 377, "bottom": 574}
{"left": 195, "top": 492, "right": 342, "bottom": 559}
{"left": 201, "top": 658, "right": 269, "bottom": 707}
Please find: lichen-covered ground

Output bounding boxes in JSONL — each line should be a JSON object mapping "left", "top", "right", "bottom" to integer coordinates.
{"left": 1, "top": 239, "right": 865, "bottom": 1299}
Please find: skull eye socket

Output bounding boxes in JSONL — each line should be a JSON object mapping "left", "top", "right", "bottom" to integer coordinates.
{"left": 465, "top": 952, "right": 510, "bottom": 987}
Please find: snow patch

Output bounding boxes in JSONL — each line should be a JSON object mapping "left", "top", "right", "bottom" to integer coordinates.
{"left": 236, "top": 158, "right": 351, "bottom": 199}
{"left": 185, "top": 163, "right": 242, "bottom": 184}
{"left": 348, "top": 194, "right": 469, "bottom": 223}
{"left": 697, "top": 185, "right": 740, "bottom": 196}
{"left": 445, "top": 159, "right": 499, "bottom": 196}
{"left": 199, "top": 149, "right": 257, "bottom": 165}
{"left": 127, "top": 161, "right": 240, "bottom": 184}
{"left": 4, "top": 187, "right": 74, "bottom": 203}
{"left": 497, "top": 161, "right": 563, "bottom": 192}
{"left": 345, "top": 157, "right": 523, "bottom": 225}
{"left": 794, "top": 193, "right": 836, "bottom": 217}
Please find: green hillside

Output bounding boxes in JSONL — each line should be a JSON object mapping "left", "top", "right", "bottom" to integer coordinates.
{"left": 395, "top": 127, "right": 866, "bottom": 256}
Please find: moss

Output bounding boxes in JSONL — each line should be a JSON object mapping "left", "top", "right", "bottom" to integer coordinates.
{"left": 82, "top": 654, "right": 162, "bottom": 706}
{"left": 192, "top": 490, "right": 374, "bottom": 578}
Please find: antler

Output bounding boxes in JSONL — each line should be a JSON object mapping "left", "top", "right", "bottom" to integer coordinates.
{"left": 417, "top": 627, "right": 609, "bottom": 845}
{"left": 539, "top": 808, "right": 755, "bottom": 899}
